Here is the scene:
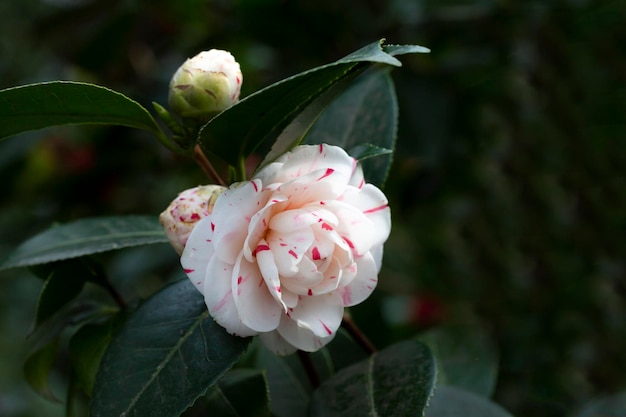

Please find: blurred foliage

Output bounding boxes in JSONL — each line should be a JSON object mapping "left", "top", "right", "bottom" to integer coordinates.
{"left": 0, "top": 0, "right": 624, "bottom": 416}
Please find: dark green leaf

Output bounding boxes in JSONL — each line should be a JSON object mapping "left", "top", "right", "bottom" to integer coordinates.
{"left": 309, "top": 340, "right": 436, "bottom": 417}
{"left": 304, "top": 68, "right": 398, "bottom": 187}
{"left": 0, "top": 216, "right": 168, "bottom": 270}
{"left": 417, "top": 325, "right": 499, "bottom": 398}
{"left": 90, "top": 279, "right": 251, "bottom": 417}
{"left": 23, "top": 340, "right": 60, "bottom": 402}
{"left": 68, "top": 319, "right": 117, "bottom": 395}
{"left": 202, "top": 369, "right": 271, "bottom": 417}
{"left": 573, "top": 392, "right": 626, "bottom": 417}
{"left": 198, "top": 39, "right": 427, "bottom": 169}
{"left": 425, "top": 386, "right": 514, "bottom": 417}
{"left": 350, "top": 144, "right": 393, "bottom": 161}
{"left": 34, "top": 258, "right": 109, "bottom": 325}
{"left": 256, "top": 346, "right": 312, "bottom": 417}
{"left": 24, "top": 300, "right": 110, "bottom": 402}
{"left": 0, "top": 81, "right": 162, "bottom": 140}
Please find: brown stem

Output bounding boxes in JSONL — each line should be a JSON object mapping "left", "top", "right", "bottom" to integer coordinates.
{"left": 297, "top": 350, "right": 320, "bottom": 389}
{"left": 102, "top": 278, "right": 126, "bottom": 310}
{"left": 193, "top": 144, "right": 226, "bottom": 186}
{"left": 341, "top": 313, "right": 377, "bottom": 355}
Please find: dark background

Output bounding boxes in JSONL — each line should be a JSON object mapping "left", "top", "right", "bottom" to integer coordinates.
{"left": 0, "top": 1, "right": 624, "bottom": 416}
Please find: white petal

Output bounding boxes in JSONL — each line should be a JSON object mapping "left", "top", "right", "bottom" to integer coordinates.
{"left": 212, "top": 180, "right": 267, "bottom": 264}
{"left": 242, "top": 196, "right": 284, "bottom": 262}
{"left": 203, "top": 256, "right": 256, "bottom": 337}
{"left": 269, "top": 207, "right": 338, "bottom": 234}
{"left": 287, "top": 292, "right": 343, "bottom": 338}
{"left": 266, "top": 228, "right": 315, "bottom": 278}
{"left": 255, "top": 238, "right": 287, "bottom": 310}
{"left": 265, "top": 144, "right": 355, "bottom": 183}
{"left": 348, "top": 161, "right": 365, "bottom": 189}
{"left": 276, "top": 313, "right": 336, "bottom": 352}
{"left": 258, "top": 330, "right": 298, "bottom": 356}
{"left": 232, "top": 253, "right": 282, "bottom": 332}
{"left": 339, "top": 184, "right": 391, "bottom": 249}
{"left": 338, "top": 251, "right": 379, "bottom": 307}
{"left": 181, "top": 217, "right": 215, "bottom": 293}
{"left": 324, "top": 200, "right": 375, "bottom": 257}
{"left": 276, "top": 168, "right": 350, "bottom": 206}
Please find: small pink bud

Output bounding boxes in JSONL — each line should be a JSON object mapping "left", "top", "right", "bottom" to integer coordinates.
{"left": 159, "top": 185, "right": 226, "bottom": 255}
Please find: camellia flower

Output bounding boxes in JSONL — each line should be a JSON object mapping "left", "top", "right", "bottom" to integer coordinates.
{"left": 160, "top": 185, "right": 226, "bottom": 255}
{"left": 180, "top": 144, "right": 391, "bottom": 354}
{"left": 168, "top": 49, "right": 242, "bottom": 121}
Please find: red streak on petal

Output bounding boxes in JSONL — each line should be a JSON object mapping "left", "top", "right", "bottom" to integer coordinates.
{"left": 317, "top": 168, "right": 334, "bottom": 181}
{"left": 280, "top": 243, "right": 287, "bottom": 247}
{"left": 307, "top": 289, "right": 313, "bottom": 296}
{"left": 343, "top": 237, "right": 355, "bottom": 249}
{"left": 319, "top": 143, "right": 324, "bottom": 153}
{"left": 312, "top": 247, "right": 321, "bottom": 260}
{"left": 237, "top": 276, "right": 243, "bottom": 285}
{"left": 196, "top": 281, "right": 201, "bottom": 285}
{"left": 259, "top": 277, "right": 264, "bottom": 287}
{"left": 319, "top": 201, "right": 326, "bottom": 205}
{"left": 321, "top": 321, "right": 333, "bottom": 335}
{"left": 363, "top": 204, "right": 388, "bottom": 215}
{"left": 183, "top": 268, "right": 195, "bottom": 273}
{"left": 211, "top": 222, "right": 215, "bottom": 231}
{"left": 288, "top": 250, "right": 298, "bottom": 259}
{"left": 276, "top": 286, "right": 281, "bottom": 293}
{"left": 206, "top": 239, "right": 212, "bottom": 242}
{"left": 252, "top": 181, "right": 258, "bottom": 192}
{"left": 321, "top": 222, "right": 333, "bottom": 231}
{"left": 359, "top": 178, "right": 365, "bottom": 189}
{"left": 190, "top": 213, "right": 201, "bottom": 220}
{"left": 262, "top": 218, "right": 267, "bottom": 227}
{"left": 253, "top": 244, "right": 271, "bottom": 256}
{"left": 212, "top": 290, "right": 232, "bottom": 312}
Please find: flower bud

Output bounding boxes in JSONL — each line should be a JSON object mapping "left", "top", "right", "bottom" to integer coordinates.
{"left": 168, "top": 49, "right": 243, "bottom": 121}
{"left": 160, "top": 185, "right": 226, "bottom": 255}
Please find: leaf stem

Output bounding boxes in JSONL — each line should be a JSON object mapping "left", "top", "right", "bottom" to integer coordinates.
{"left": 297, "top": 350, "right": 320, "bottom": 389}
{"left": 342, "top": 313, "right": 377, "bottom": 354}
{"left": 102, "top": 278, "right": 126, "bottom": 310}
{"left": 193, "top": 145, "right": 227, "bottom": 186}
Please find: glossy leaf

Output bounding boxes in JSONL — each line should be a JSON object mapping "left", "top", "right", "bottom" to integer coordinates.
{"left": 304, "top": 68, "right": 398, "bottom": 187}
{"left": 34, "top": 258, "right": 108, "bottom": 326}
{"left": 24, "top": 300, "right": 109, "bottom": 402}
{"left": 418, "top": 325, "right": 499, "bottom": 398}
{"left": 90, "top": 279, "right": 251, "bottom": 417}
{"left": 425, "top": 386, "right": 514, "bottom": 417}
{"left": 68, "top": 319, "right": 117, "bottom": 395}
{"left": 23, "top": 340, "right": 60, "bottom": 402}
{"left": 0, "top": 216, "right": 168, "bottom": 270}
{"left": 0, "top": 81, "right": 162, "bottom": 140}
{"left": 201, "top": 369, "right": 271, "bottom": 417}
{"left": 198, "top": 39, "right": 428, "bottom": 168}
{"left": 256, "top": 346, "right": 312, "bottom": 417}
{"left": 309, "top": 340, "right": 436, "bottom": 417}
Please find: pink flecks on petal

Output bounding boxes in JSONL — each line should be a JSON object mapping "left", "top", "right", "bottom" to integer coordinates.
{"left": 253, "top": 244, "right": 271, "bottom": 257}
{"left": 341, "top": 286, "right": 352, "bottom": 305}
{"left": 343, "top": 237, "right": 355, "bottom": 249}
{"left": 319, "top": 143, "right": 324, "bottom": 154}
{"left": 320, "top": 321, "right": 333, "bottom": 335}
{"left": 307, "top": 289, "right": 313, "bottom": 296}
{"left": 183, "top": 268, "right": 195, "bottom": 274}
{"left": 190, "top": 213, "right": 201, "bottom": 220}
{"left": 362, "top": 204, "right": 389, "bottom": 215}
{"left": 288, "top": 250, "right": 298, "bottom": 259}
{"left": 317, "top": 168, "right": 334, "bottom": 181}
{"left": 237, "top": 276, "right": 243, "bottom": 285}
{"left": 252, "top": 181, "right": 258, "bottom": 192}
{"left": 321, "top": 222, "right": 333, "bottom": 231}
{"left": 211, "top": 222, "right": 215, "bottom": 231}
{"left": 212, "top": 290, "right": 232, "bottom": 313}
{"left": 320, "top": 201, "right": 326, "bottom": 205}
{"left": 312, "top": 247, "right": 321, "bottom": 260}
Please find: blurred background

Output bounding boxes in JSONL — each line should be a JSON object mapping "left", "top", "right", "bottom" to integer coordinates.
{"left": 0, "top": 0, "right": 624, "bottom": 416}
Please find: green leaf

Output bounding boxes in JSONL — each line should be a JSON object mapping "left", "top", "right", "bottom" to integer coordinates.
{"left": 23, "top": 340, "right": 60, "bottom": 402}
{"left": 68, "top": 319, "right": 117, "bottom": 395}
{"left": 90, "top": 279, "right": 251, "bottom": 417}
{"left": 426, "top": 386, "right": 514, "bottom": 417}
{"left": 573, "top": 392, "right": 626, "bottom": 417}
{"left": 0, "top": 81, "right": 163, "bottom": 140}
{"left": 201, "top": 369, "right": 271, "bottom": 417}
{"left": 417, "top": 324, "right": 499, "bottom": 398}
{"left": 309, "top": 340, "right": 436, "bottom": 417}
{"left": 34, "top": 258, "right": 109, "bottom": 326}
{"left": 256, "top": 346, "right": 312, "bottom": 417}
{"left": 304, "top": 68, "right": 398, "bottom": 187}
{"left": 24, "top": 300, "right": 110, "bottom": 402}
{"left": 0, "top": 216, "right": 168, "bottom": 270}
{"left": 198, "top": 39, "right": 427, "bottom": 169}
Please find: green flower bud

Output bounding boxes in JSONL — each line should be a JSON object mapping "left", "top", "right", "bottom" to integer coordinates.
{"left": 168, "top": 49, "right": 242, "bottom": 121}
